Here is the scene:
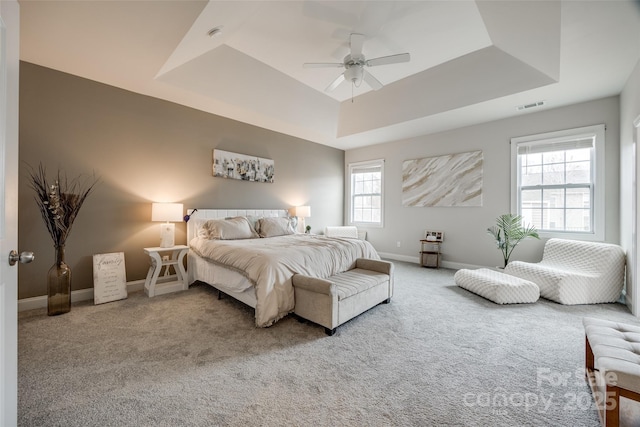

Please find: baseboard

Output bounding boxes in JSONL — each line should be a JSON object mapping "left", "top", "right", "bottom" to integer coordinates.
{"left": 377, "top": 252, "right": 420, "bottom": 264}
{"left": 441, "top": 261, "right": 487, "bottom": 270}
{"left": 18, "top": 279, "right": 146, "bottom": 312}
{"left": 377, "top": 252, "right": 487, "bottom": 270}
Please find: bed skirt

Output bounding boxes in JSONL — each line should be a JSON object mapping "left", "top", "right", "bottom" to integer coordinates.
{"left": 188, "top": 251, "right": 258, "bottom": 308}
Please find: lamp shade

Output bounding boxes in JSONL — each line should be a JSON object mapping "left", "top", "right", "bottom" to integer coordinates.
{"left": 294, "top": 206, "right": 311, "bottom": 218}
{"left": 151, "top": 203, "right": 183, "bottom": 222}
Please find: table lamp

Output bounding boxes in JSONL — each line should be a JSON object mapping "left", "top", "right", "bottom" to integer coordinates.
{"left": 152, "top": 202, "right": 183, "bottom": 247}
{"left": 294, "top": 205, "right": 311, "bottom": 233}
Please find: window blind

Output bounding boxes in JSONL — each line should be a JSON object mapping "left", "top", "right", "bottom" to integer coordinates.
{"left": 517, "top": 136, "right": 594, "bottom": 155}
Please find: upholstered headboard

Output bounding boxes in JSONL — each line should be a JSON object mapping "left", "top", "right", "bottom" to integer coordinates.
{"left": 186, "top": 209, "right": 289, "bottom": 242}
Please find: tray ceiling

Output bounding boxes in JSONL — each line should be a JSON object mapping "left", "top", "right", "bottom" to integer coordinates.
{"left": 19, "top": 1, "right": 640, "bottom": 149}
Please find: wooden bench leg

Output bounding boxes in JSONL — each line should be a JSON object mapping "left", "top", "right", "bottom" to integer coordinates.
{"left": 586, "top": 336, "right": 595, "bottom": 373}
{"left": 604, "top": 385, "right": 620, "bottom": 427}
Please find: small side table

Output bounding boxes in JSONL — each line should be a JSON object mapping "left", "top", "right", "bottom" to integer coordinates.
{"left": 420, "top": 240, "right": 441, "bottom": 268}
{"left": 143, "top": 245, "right": 189, "bottom": 297}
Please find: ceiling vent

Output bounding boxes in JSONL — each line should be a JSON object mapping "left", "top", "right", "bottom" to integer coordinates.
{"left": 516, "top": 100, "right": 546, "bottom": 111}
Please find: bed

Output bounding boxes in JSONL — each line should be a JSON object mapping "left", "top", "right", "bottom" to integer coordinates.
{"left": 186, "top": 209, "right": 380, "bottom": 327}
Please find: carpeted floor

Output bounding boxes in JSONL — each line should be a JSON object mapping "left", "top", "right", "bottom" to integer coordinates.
{"left": 18, "top": 261, "right": 639, "bottom": 426}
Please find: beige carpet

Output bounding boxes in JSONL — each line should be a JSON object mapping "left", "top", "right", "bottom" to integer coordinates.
{"left": 18, "top": 261, "right": 638, "bottom": 426}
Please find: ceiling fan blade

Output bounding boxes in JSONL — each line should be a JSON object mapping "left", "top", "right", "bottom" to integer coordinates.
{"left": 350, "top": 33, "right": 365, "bottom": 57}
{"left": 363, "top": 70, "right": 383, "bottom": 90}
{"left": 325, "top": 73, "right": 346, "bottom": 92}
{"left": 366, "top": 52, "right": 410, "bottom": 67}
{"left": 303, "top": 62, "right": 344, "bottom": 68}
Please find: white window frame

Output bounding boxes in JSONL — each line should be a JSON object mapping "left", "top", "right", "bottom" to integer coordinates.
{"left": 348, "top": 159, "right": 384, "bottom": 228}
{"left": 510, "top": 124, "right": 605, "bottom": 241}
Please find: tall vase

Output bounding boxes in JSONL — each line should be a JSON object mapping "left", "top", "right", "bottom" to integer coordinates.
{"left": 47, "top": 245, "right": 71, "bottom": 316}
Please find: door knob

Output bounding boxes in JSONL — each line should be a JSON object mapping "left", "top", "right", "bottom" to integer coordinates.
{"left": 9, "top": 250, "right": 35, "bottom": 266}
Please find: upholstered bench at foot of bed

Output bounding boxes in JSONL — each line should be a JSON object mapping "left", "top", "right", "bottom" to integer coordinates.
{"left": 454, "top": 268, "right": 540, "bottom": 304}
{"left": 583, "top": 317, "right": 640, "bottom": 426}
{"left": 292, "top": 258, "right": 394, "bottom": 336}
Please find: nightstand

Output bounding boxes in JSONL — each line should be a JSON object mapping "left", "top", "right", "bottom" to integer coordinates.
{"left": 143, "top": 245, "right": 188, "bottom": 297}
{"left": 420, "top": 240, "right": 441, "bottom": 268}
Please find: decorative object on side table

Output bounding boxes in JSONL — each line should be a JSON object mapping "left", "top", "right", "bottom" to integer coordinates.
{"left": 28, "top": 163, "right": 99, "bottom": 316}
{"left": 487, "top": 213, "right": 539, "bottom": 268}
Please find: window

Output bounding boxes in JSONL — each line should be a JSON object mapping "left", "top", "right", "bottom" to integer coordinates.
{"left": 348, "top": 159, "right": 384, "bottom": 227}
{"left": 511, "top": 124, "right": 605, "bottom": 241}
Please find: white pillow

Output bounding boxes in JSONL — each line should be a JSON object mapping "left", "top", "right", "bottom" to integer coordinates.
{"left": 199, "top": 217, "right": 259, "bottom": 240}
{"left": 257, "top": 217, "right": 296, "bottom": 238}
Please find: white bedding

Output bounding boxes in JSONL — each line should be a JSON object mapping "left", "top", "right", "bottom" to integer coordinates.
{"left": 189, "top": 234, "right": 380, "bottom": 327}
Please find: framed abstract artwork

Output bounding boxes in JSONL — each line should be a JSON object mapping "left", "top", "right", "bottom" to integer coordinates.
{"left": 402, "top": 150, "right": 483, "bottom": 207}
{"left": 212, "top": 149, "right": 274, "bottom": 183}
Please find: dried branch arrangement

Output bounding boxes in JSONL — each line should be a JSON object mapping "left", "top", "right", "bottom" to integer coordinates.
{"left": 28, "top": 163, "right": 99, "bottom": 248}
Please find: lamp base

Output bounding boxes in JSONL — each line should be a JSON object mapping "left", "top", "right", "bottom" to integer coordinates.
{"left": 160, "top": 223, "right": 175, "bottom": 248}
{"left": 298, "top": 217, "right": 306, "bottom": 234}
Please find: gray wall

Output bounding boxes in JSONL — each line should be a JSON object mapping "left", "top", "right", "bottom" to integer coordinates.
{"left": 620, "top": 58, "right": 640, "bottom": 314}
{"left": 345, "top": 96, "right": 621, "bottom": 269}
{"left": 18, "top": 62, "right": 344, "bottom": 299}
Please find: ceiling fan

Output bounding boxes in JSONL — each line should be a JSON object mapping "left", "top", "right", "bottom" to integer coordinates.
{"left": 304, "top": 33, "right": 410, "bottom": 93}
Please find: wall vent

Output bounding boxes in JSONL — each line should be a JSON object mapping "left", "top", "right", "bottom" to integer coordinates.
{"left": 516, "top": 100, "right": 546, "bottom": 111}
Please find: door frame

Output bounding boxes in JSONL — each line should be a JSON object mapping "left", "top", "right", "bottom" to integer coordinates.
{"left": 0, "top": 1, "right": 20, "bottom": 425}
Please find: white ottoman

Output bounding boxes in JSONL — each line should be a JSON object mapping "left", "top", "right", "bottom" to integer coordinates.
{"left": 584, "top": 317, "right": 640, "bottom": 426}
{"left": 454, "top": 268, "right": 539, "bottom": 304}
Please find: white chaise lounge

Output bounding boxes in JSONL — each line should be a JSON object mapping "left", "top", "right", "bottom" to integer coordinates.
{"left": 504, "top": 238, "right": 625, "bottom": 305}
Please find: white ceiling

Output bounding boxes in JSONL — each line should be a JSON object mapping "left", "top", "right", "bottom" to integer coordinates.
{"left": 18, "top": 0, "right": 640, "bottom": 150}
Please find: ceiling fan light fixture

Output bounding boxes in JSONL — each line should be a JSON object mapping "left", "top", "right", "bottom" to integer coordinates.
{"left": 344, "top": 65, "right": 363, "bottom": 87}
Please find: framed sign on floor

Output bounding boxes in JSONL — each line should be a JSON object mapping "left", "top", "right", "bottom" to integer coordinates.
{"left": 93, "top": 252, "right": 127, "bottom": 305}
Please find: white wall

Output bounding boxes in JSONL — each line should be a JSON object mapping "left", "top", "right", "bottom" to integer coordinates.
{"left": 620, "top": 58, "right": 640, "bottom": 315}
{"left": 345, "top": 96, "right": 620, "bottom": 269}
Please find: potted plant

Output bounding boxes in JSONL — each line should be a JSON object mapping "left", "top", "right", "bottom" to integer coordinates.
{"left": 487, "top": 213, "right": 539, "bottom": 268}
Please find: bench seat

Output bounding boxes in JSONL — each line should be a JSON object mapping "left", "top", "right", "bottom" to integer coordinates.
{"left": 584, "top": 317, "right": 640, "bottom": 426}
{"left": 292, "top": 258, "right": 393, "bottom": 336}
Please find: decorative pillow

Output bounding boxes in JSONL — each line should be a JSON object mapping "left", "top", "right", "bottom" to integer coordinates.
{"left": 257, "top": 217, "right": 296, "bottom": 238}
{"left": 245, "top": 215, "right": 262, "bottom": 234}
{"left": 225, "top": 215, "right": 262, "bottom": 234}
{"left": 198, "top": 217, "right": 259, "bottom": 240}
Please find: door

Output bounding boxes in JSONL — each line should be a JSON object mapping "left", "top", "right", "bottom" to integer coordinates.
{"left": 1, "top": 1, "right": 20, "bottom": 425}
{"left": 627, "top": 116, "right": 640, "bottom": 317}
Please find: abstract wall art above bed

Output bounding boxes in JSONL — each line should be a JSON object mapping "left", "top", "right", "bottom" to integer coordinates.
{"left": 402, "top": 150, "right": 483, "bottom": 207}
{"left": 212, "top": 149, "right": 275, "bottom": 183}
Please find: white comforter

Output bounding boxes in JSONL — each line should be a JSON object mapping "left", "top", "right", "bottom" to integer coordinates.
{"left": 189, "top": 234, "right": 380, "bottom": 327}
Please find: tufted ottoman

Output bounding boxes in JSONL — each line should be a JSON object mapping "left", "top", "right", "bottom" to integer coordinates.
{"left": 454, "top": 268, "right": 539, "bottom": 304}
{"left": 584, "top": 317, "right": 640, "bottom": 426}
